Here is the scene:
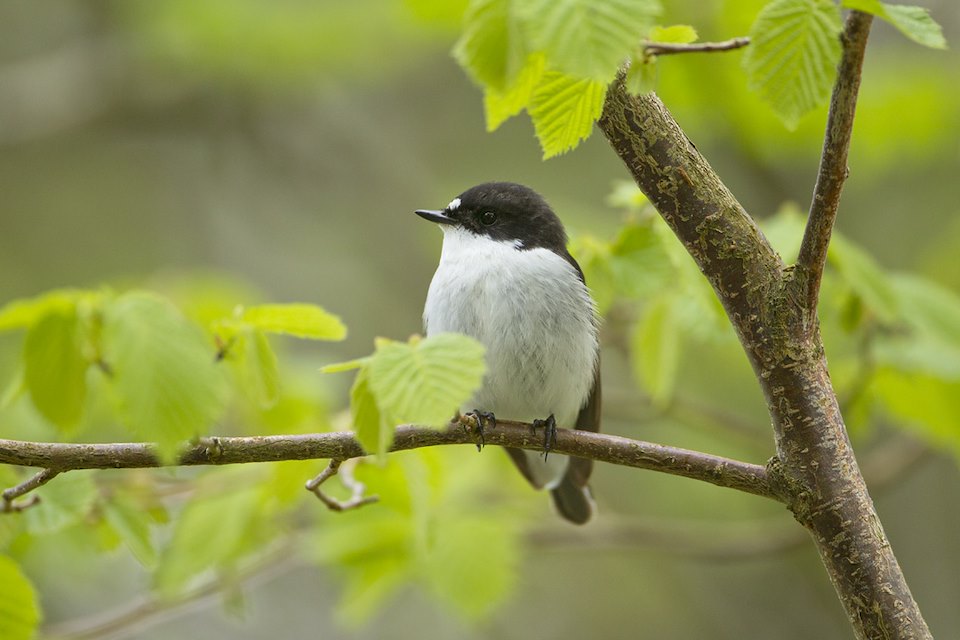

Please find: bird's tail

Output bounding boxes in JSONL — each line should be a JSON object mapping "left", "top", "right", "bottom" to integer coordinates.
{"left": 550, "top": 472, "right": 595, "bottom": 525}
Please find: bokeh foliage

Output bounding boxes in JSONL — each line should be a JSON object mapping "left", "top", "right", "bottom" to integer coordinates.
{"left": 0, "top": 0, "right": 958, "bottom": 638}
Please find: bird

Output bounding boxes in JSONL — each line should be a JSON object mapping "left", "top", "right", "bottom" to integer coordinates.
{"left": 415, "top": 182, "right": 601, "bottom": 524}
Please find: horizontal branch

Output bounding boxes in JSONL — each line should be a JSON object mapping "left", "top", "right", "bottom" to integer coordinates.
{"left": 644, "top": 37, "right": 750, "bottom": 57}
{"left": 0, "top": 421, "right": 782, "bottom": 502}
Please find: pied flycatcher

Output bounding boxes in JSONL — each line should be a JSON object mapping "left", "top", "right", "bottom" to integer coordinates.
{"left": 416, "top": 182, "right": 600, "bottom": 524}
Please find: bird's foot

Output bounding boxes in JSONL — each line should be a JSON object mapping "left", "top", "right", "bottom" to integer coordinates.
{"left": 532, "top": 414, "right": 557, "bottom": 461}
{"left": 462, "top": 410, "right": 496, "bottom": 452}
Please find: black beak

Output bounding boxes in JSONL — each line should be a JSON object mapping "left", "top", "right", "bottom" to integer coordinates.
{"left": 415, "top": 209, "right": 455, "bottom": 225}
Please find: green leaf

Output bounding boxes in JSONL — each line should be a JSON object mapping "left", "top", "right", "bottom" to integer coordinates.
{"left": 649, "top": 24, "right": 698, "bottom": 44}
{"left": 872, "top": 369, "right": 960, "bottom": 456}
{"left": 605, "top": 180, "right": 649, "bottom": 210}
{"left": 350, "top": 368, "right": 390, "bottom": 457}
{"left": 569, "top": 235, "right": 616, "bottom": 314}
{"left": 103, "top": 292, "right": 229, "bottom": 462}
{"left": 529, "top": 71, "right": 607, "bottom": 158}
{"left": 102, "top": 496, "right": 158, "bottom": 568}
{"left": 889, "top": 274, "right": 960, "bottom": 349}
{"left": 842, "top": 0, "right": 946, "bottom": 49}
{"left": 241, "top": 303, "right": 346, "bottom": 340}
{"left": 522, "top": 0, "right": 661, "bottom": 81}
{"left": 759, "top": 202, "right": 807, "bottom": 262}
{"left": 483, "top": 52, "right": 546, "bottom": 131}
{"left": 243, "top": 328, "right": 280, "bottom": 408}
{"left": 25, "top": 471, "right": 98, "bottom": 535}
{"left": 742, "top": 0, "right": 843, "bottom": 128}
{"left": 23, "top": 310, "right": 88, "bottom": 428}
{"left": 625, "top": 56, "right": 657, "bottom": 95}
{"left": 632, "top": 295, "right": 681, "bottom": 407}
{"left": 453, "top": 0, "right": 527, "bottom": 91}
{"left": 0, "top": 555, "right": 41, "bottom": 640}
{"left": 320, "top": 356, "right": 371, "bottom": 374}
{"left": 155, "top": 487, "right": 264, "bottom": 596}
{"left": 367, "top": 334, "right": 486, "bottom": 428}
{"left": 828, "top": 234, "right": 898, "bottom": 323}
{"left": 420, "top": 515, "right": 518, "bottom": 619}
{"left": 0, "top": 289, "right": 83, "bottom": 333}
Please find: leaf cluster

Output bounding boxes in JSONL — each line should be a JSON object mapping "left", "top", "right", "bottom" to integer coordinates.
{"left": 453, "top": 0, "right": 945, "bottom": 153}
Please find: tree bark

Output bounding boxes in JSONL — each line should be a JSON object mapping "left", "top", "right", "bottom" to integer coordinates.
{"left": 596, "top": 12, "right": 931, "bottom": 639}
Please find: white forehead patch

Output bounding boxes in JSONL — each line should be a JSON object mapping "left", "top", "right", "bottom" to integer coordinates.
{"left": 446, "top": 197, "right": 461, "bottom": 211}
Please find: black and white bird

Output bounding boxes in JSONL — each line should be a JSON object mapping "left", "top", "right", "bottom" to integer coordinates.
{"left": 416, "top": 182, "right": 601, "bottom": 524}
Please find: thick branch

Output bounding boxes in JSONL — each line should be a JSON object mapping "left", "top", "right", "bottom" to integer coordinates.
{"left": 597, "top": 14, "right": 930, "bottom": 638}
{"left": 598, "top": 74, "right": 786, "bottom": 373}
{"left": 0, "top": 422, "right": 780, "bottom": 502}
{"left": 796, "top": 11, "right": 874, "bottom": 327}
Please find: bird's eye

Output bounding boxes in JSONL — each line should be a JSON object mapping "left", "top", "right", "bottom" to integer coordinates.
{"left": 479, "top": 211, "right": 497, "bottom": 226}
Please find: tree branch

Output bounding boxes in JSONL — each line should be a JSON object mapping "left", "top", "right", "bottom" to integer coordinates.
{"left": 0, "top": 421, "right": 781, "bottom": 502}
{"left": 795, "top": 11, "right": 873, "bottom": 328}
{"left": 597, "top": 11, "right": 932, "bottom": 637}
{"left": 644, "top": 37, "right": 750, "bottom": 57}
{"left": 2, "top": 468, "right": 60, "bottom": 512}
{"left": 305, "top": 458, "right": 379, "bottom": 511}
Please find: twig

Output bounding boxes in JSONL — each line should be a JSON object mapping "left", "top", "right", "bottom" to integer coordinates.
{"left": 305, "top": 458, "right": 379, "bottom": 512}
{"left": 0, "top": 421, "right": 782, "bottom": 502}
{"left": 2, "top": 468, "right": 60, "bottom": 513}
{"left": 643, "top": 37, "right": 750, "bottom": 57}
{"left": 795, "top": 11, "right": 874, "bottom": 330}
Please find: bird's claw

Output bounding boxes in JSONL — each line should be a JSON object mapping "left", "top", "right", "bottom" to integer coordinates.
{"left": 532, "top": 414, "right": 557, "bottom": 461}
{"left": 462, "top": 410, "right": 496, "bottom": 452}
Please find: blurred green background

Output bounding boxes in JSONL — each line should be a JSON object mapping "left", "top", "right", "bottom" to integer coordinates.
{"left": 1, "top": 0, "right": 959, "bottom": 638}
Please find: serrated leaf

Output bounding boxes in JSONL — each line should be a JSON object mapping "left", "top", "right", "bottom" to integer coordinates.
{"left": 243, "top": 328, "right": 280, "bottom": 408}
{"left": 632, "top": 295, "right": 680, "bottom": 407}
{"left": 103, "top": 292, "right": 229, "bottom": 462}
{"left": 529, "top": 71, "right": 607, "bottom": 158}
{"left": 828, "top": 234, "right": 898, "bottom": 323}
{"left": 483, "top": 51, "right": 546, "bottom": 131}
{"left": 367, "top": 334, "right": 486, "bottom": 428}
{"left": 0, "top": 289, "right": 83, "bottom": 333}
{"left": 649, "top": 24, "right": 698, "bottom": 44}
{"left": 23, "top": 310, "right": 88, "bottom": 428}
{"left": 0, "top": 555, "right": 41, "bottom": 640}
{"left": 24, "top": 472, "right": 98, "bottom": 535}
{"left": 522, "top": 0, "right": 661, "bottom": 81}
{"left": 351, "top": 368, "right": 390, "bottom": 457}
{"left": 453, "top": 0, "right": 527, "bottom": 91}
{"left": 102, "top": 496, "right": 158, "bottom": 568}
{"left": 742, "top": 0, "right": 843, "bottom": 128}
{"left": 842, "top": 0, "right": 946, "bottom": 49}
{"left": 241, "top": 303, "right": 346, "bottom": 340}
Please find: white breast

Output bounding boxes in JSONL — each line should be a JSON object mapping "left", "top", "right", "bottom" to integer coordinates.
{"left": 423, "top": 226, "right": 598, "bottom": 429}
